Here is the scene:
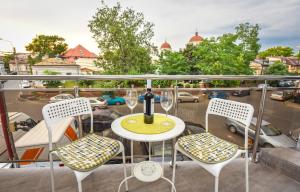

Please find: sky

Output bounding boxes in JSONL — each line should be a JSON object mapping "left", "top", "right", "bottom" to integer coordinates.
{"left": 0, "top": 0, "right": 299, "bottom": 54}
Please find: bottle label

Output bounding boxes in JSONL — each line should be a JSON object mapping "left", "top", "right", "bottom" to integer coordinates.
{"left": 144, "top": 98, "right": 154, "bottom": 114}
{"left": 150, "top": 98, "right": 154, "bottom": 114}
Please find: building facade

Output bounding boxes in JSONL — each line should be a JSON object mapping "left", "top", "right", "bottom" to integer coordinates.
{"left": 61, "top": 45, "right": 101, "bottom": 74}
{"left": 32, "top": 58, "right": 80, "bottom": 75}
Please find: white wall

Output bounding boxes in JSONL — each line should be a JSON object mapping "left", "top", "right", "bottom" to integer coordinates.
{"left": 32, "top": 65, "right": 80, "bottom": 75}
{"left": 0, "top": 63, "right": 6, "bottom": 75}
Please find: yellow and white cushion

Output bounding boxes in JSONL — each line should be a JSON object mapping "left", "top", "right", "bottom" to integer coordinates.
{"left": 178, "top": 132, "right": 238, "bottom": 164}
{"left": 55, "top": 134, "right": 120, "bottom": 172}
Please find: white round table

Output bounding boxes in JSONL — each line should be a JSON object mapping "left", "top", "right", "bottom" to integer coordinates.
{"left": 111, "top": 113, "right": 185, "bottom": 192}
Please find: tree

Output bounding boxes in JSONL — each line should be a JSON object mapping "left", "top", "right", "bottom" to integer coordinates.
{"left": 235, "top": 23, "right": 261, "bottom": 64}
{"left": 159, "top": 51, "right": 188, "bottom": 74}
{"left": 194, "top": 34, "right": 253, "bottom": 75}
{"left": 88, "top": 1, "right": 156, "bottom": 74}
{"left": 258, "top": 46, "right": 294, "bottom": 59}
{"left": 25, "top": 35, "right": 68, "bottom": 63}
{"left": 181, "top": 44, "right": 200, "bottom": 74}
{"left": 2, "top": 54, "right": 13, "bottom": 73}
{"left": 43, "top": 70, "right": 62, "bottom": 88}
{"left": 265, "top": 61, "right": 289, "bottom": 75}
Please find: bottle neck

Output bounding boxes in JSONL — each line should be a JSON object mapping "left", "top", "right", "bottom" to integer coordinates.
{"left": 146, "top": 88, "right": 151, "bottom": 92}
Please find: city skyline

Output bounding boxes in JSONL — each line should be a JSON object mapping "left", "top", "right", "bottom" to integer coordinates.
{"left": 0, "top": 0, "right": 299, "bottom": 54}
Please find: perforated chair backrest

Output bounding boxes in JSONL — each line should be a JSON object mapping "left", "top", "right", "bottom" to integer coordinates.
{"left": 206, "top": 98, "right": 254, "bottom": 149}
{"left": 42, "top": 98, "right": 93, "bottom": 150}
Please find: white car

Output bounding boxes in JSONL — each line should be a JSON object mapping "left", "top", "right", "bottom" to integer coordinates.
{"left": 226, "top": 117, "right": 296, "bottom": 148}
{"left": 49, "top": 94, "right": 75, "bottom": 103}
{"left": 270, "top": 91, "right": 293, "bottom": 101}
{"left": 20, "top": 80, "right": 31, "bottom": 88}
{"left": 88, "top": 97, "right": 108, "bottom": 109}
{"left": 178, "top": 92, "right": 199, "bottom": 103}
{"left": 257, "top": 84, "right": 272, "bottom": 90}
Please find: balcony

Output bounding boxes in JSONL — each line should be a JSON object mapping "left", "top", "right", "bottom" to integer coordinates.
{"left": 0, "top": 75, "right": 300, "bottom": 192}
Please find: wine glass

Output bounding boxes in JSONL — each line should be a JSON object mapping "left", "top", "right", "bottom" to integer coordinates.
{"left": 160, "top": 91, "right": 173, "bottom": 117}
{"left": 125, "top": 89, "right": 138, "bottom": 114}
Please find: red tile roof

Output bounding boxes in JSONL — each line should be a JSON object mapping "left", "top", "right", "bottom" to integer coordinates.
{"left": 161, "top": 41, "right": 171, "bottom": 49}
{"left": 189, "top": 32, "right": 203, "bottom": 43}
{"left": 282, "top": 57, "right": 300, "bottom": 66}
{"left": 61, "top": 44, "right": 97, "bottom": 58}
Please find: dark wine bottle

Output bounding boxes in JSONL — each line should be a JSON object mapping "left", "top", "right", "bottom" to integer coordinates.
{"left": 144, "top": 79, "right": 154, "bottom": 124}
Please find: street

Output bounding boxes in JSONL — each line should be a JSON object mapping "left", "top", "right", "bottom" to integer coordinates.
{"left": 2, "top": 86, "right": 300, "bottom": 149}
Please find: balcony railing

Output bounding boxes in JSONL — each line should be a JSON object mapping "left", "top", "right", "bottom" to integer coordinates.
{"left": 0, "top": 75, "right": 300, "bottom": 164}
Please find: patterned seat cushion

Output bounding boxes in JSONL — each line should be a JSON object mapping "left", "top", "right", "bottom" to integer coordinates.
{"left": 55, "top": 134, "right": 120, "bottom": 172}
{"left": 178, "top": 133, "right": 238, "bottom": 164}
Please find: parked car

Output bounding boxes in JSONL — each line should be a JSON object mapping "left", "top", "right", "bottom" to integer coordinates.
{"left": 270, "top": 91, "right": 293, "bottom": 101}
{"left": 294, "top": 93, "right": 300, "bottom": 104}
{"left": 49, "top": 94, "right": 75, "bottom": 103}
{"left": 178, "top": 92, "right": 199, "bottom": 103}
{"left": 289, "top": 128, "right": 300, "bottom": 143}
{"left": 208, "top": 91, "right": 229, "bottom": 99}
{"left": 257, "top": 84, "right": 272, "bottom": 90}
{"left": 98, "top": 95, "right": 125, "bottom": 105}
{"left": 33, "top": 81, "right": 46, "bottom": 88}
{"left": 82, "top": 109, "right": 122, "bottom": 133}
{"left": 226, "top": 117, "right": 296, "bottom": 148}
{"left": 19, "top": 80, "right": 31, "bottom": 88}
{"left": 138, "top": 94, "right": 161, "bottom": 103}
{"left": 9, "top": 71, "right": 17, "bottom": 75}
{"left": 278, "top": 80, "right": 295, "bottom": 87}
{"left": 88, "top": 97, "right": 107, "bottom": 109}
{"left": 3, "top": 112, "right": 37, "bottom": 132}
{"left": 232, "top": 90, "right": 250, "bottom": 97}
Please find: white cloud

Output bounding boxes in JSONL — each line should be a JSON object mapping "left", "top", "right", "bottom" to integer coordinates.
{"left": 0, "top": 0, "right": 299, "bottom": 53}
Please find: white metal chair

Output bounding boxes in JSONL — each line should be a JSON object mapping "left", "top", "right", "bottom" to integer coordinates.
{"left": 172, "top": 98, "right": 254, "bottom": 192}
{"left": 42, "top": 98, "right": 128, "bottom": 192}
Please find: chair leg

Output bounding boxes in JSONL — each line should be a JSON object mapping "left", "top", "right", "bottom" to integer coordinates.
{"left": 171, "top": 147, "right": 177, "bottom": 192}
{"left": 77, "top": 180, "right": 82, "bottom": 192}
{"left": 245, "top": 152, "right": 249, "bottom": 192}
{"left": 215, "top": 176, "right": 219, "bottom": 192}
{"left": 49, "top": 152, "right": 55, "bottom": 192}
{"left": 122, "top": 149, "right": 129, "bottom": 192}
{"left": 74, "top": 171, "right": 92, "bottom": 192}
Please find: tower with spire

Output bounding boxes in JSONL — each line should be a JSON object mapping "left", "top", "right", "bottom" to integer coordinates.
{"left": 188, "top": 31, "right": 203, "bottom": 45}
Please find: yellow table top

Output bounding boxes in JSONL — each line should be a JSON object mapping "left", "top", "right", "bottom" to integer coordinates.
{"left": 121, "top": 114, "right": 175, "bottom": 135}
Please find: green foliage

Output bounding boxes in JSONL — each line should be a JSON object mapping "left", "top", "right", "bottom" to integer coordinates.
{"left": 25, "top": 34, "right": 68, "bottom": 64}
{"left": 89, "top": 1, "right": 156, "bottom": 74}
{"left": 152, "top": 80, "right": 174, "bottom": 88}
{"left": 43, "top": 70, "right": 62, "bottom": 88}
{"left": 2, "top": 54, "right": 13, "bottom": 73}
{"left": 63, "top": 81, "right": 77, "bottom": 88}
{"left": 157, "top": 23, "right": 260, "bottom": 87}
{"left": 195, "top": 34, "right": 253, "bottom": 75}
{"left": 265, "top": 61, "right": 289, "bottom": 75}
{"left": 78, "top": 80, "right": 95, "bottom": 87}
{"left": 159, "top": 51, "right": 188, "bottom": 74}
{"left": 296, "top": 49, "right": 300, "bottom": 60}
{"left": 235, "top": 23, "right": 261, "bottom": 64}
{"left": 258, "top": 46, "right": 294, "bottom": 59}
{"left": 181, "top": 44, "right": 200, "bottom": 73}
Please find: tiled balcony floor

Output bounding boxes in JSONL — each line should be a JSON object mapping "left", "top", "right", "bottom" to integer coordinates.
{"left": 0, "top": 159, "right": 299, "bottom": 192}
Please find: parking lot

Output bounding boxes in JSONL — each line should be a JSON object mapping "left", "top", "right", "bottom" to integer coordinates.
{"left": 3, "top": 88, "right": 300, "bottom": 148}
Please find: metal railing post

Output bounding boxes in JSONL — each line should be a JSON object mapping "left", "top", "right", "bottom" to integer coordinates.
{"left": 171, "top": 85, "right": 179, "bottom": 167}
{"left": 74, "top": 86, "right": 83, "bottom": 138}
{"left": 252, "top": 81, "right": 267, "bottom": 162}
{"left": 174, "top": 86, "right": 179, "bottom": 117}
{"left": 0, "top": 84, "right": 19, "bottom": 167}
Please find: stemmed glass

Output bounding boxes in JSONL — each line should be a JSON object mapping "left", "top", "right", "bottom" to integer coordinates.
{"left": 160, "top": 91, "right": 173, "bottom": 117}
{"left": 125, "top": 89, "right": 138, "bottom": 114}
